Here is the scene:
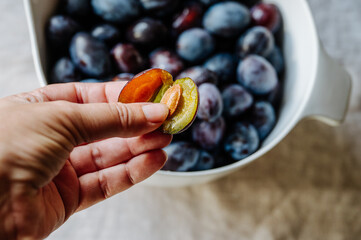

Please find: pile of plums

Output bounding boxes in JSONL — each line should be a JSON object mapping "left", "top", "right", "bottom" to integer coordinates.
{"left": 46, "top": 0, "right": 285, "bottom": 172}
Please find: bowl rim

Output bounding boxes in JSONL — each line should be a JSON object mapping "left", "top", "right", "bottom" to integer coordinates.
{"left": 24, "top": 0, "right": 49, "bottom": 88}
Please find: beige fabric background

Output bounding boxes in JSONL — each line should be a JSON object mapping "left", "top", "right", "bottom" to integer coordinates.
{"left": 1, "top": 0, "right": 361, "bottom": 239}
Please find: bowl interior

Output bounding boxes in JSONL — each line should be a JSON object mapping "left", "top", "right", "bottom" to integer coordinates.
{"left": 25, "top": 0, "right": 320, "bottom": 185}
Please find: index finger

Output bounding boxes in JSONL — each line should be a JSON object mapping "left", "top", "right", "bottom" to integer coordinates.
{"left": 9, "top": 81, "right": 127, "bottom": 104}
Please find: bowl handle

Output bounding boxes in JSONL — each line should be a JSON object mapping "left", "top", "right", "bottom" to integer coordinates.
{"left": 301, "top": 44, "right": 352, "bottom": 126}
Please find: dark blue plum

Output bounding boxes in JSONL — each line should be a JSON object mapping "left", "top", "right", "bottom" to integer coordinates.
{"left": 80, "top": 79, "right": 103, "bottom": 83}
{"left": 177, "top": 28, "right": 215, "bottom": 63}
{"left": 266, "top": 47, "right": 284, "bottom": 75}
{"left": 237, "top": 55, "right": 278, "bottom": 95}
{"left": 91, "top": 24, "right": 121, "bottom": 47}
{"left": 51, "top": 57, "right": 80, "bottom": 83}
{"left": 91, "top": 0, "right": 141, "bottom": 24}
{"left": 224, "top": 123, "right": 260, "bottom": 160}
{"left": 47, "top": 15, "right": 80, "bottom": 49}
{"left": 236, "top": 26, "right": 275, "bottom": 58}
{"left": 162, "top": 142, "right": 200, "bottom": 172}
{"left": 150, "top": 48, "right": 184, "bottom": 76}
{"left": 177, "top": 66, "right": 218, "bottom": 86}
{"left": 111, "top": 43, "right": 146, "bottom": 74}
{"left": 140, "top": 0, "right": 180, "bottom": 16}
{"left": 62, "top": 0, "right": 92, "bottom": 17}
{"left": 250, "top": 101, "right": 276, "bottom": 140}
{"left": 127, "top": 18, "right": 168, "bottom": 48}
{"left": 204, "top": 53, "right": 237, "bottom": 83}
{"left": 192, "top": 117, "right": 226, "bottom": 150}
{"left": 222, "top": 84, "right": 253, "bottom": 118}
{"left": 203, "top": 1, "right": 250, "bottom": 38}
{"left": 192, "top": 151, "right": 215, "bottom": 171}
{"left": 197, "top": 83, "right": 223, "bottom": 122}
{"left": 70, "top": 33, "right": 111, "bottom": 77}
{"left": 112, "top": 73, "right": 135, "bottom": 81}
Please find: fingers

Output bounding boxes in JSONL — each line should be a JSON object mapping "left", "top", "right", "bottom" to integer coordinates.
{"left": 76, "top": 149, "right": 167, "bottom": 211}
{"left": 69, "top": 131, "right": 172, "bottom": 176}
{"left": 58, "top": 101, "right": 169, "bottom": 144}
{"left": 7, "top": 82, "right": 126, "bottom": 104}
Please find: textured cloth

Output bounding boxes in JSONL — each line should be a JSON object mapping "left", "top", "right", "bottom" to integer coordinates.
{"left": 1, "top": 0, "right": 361, "bottom": 239}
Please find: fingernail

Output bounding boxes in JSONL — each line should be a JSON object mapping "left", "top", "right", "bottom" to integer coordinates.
{"left": 142, "top": 104, "right": 169, "bottom": 123}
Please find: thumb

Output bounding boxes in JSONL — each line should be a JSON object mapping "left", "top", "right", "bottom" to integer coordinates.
{"left": 60, "top": 102, "right": 169, "bottom": 144}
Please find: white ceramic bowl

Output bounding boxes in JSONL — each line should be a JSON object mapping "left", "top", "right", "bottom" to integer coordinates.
{"left": 24, "top": 0, "right": 352, "bottom": 187}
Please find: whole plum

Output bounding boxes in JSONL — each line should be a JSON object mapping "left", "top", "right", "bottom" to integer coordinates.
{"left": 192, "top": 117, "right": 226, "bottom": 150}
{"left": 172, "top": 1, "right": 203, "bottom": 34}
{"left": 127, "top": 18, "right": 168, "bottom": 48}
{"left": 197, "top": 83, "right": 223, "bottom": 122}
{"left": 222, "top": 84, "right": 253, "bottom": 118}
{"left": 70, "top": 32, "right": 111, "bottom": 77}
{"left": 91, "top": 0, "right": 141, "bottom": 24}
{"left": 192, "top": 151, "right": 215, "bottom": 171}
{"left": 224, "top": 123, "right": 260, "bottom": 161}
{"left": 177, "top": 28, "right": 215, "bottom": 63}
{"left": 203, "top": 1, "right": 250, "bottom": 38}
{"left": 204, "top": 53, "right": 237, "bottom": 84}
{"left": 236, "top": 26, "right": 275, "bottom": 58}
{"left": 162, "top": 142, "right": 200, "bottom": 172}
{"left": 111, "top": 43, "right": 146, "bottom": 74}
{"left": 51, "top": 57, "right": 81, "bottom": 83}
{"left": 140, "top": 0, "right": 180, "bottom": 16}
{"left": 251, "top": 3, "right": 282, "bottom": 33}
{"left": 150, "top": 48, "right": 184, "bottom": 76}
{"left": 249, "top": 101, "right": 276, "bottom": 140}
{"left": 91, "top": 24, "right": 121, "bottom": 47}
{"left": 237, "top": 55, "right": 278, "bottom": 95}
{"left": 177, "top": 66, "right": 218, "bottom": 86}
{"left": 47, "top": 15, "right": 80, "bottom": 49}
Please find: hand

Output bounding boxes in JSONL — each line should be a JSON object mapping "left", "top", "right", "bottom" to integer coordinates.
{"left": 0, "top": 82, "right": 172, "bottom": 240}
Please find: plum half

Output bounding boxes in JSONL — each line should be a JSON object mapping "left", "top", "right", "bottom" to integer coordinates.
{"left": 118, "top": 68, "right": 199, "bottom": 134}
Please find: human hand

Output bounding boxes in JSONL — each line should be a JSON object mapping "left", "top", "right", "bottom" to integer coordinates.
{"left": 0, "top": 82, "right": 172, "bottom": 240}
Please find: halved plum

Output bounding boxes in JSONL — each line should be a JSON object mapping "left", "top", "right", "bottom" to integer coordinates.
{"left": 118, "top": 68, "right": 173, "bottom": 103}
{"left": 118, "top": 68, "right": 199, "bottom": 134}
